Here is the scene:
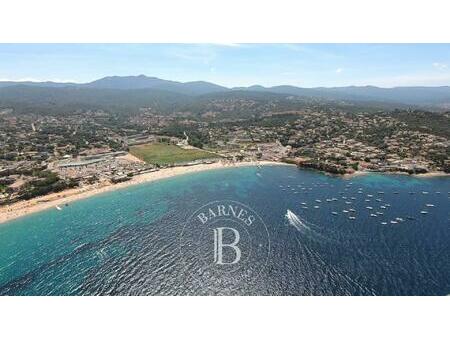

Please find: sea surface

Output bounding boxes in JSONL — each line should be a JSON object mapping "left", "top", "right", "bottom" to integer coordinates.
{"left": 0, "top": 165, "right": 449, "bottom": 296}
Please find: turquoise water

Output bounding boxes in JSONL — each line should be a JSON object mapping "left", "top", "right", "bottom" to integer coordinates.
{"left": 0, "top": 166, "right": 449, "bottom": 295}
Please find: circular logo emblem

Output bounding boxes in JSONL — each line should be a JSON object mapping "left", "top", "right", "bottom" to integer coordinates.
{"left": 179, "top": 200, "right": 270, "bottom": 290}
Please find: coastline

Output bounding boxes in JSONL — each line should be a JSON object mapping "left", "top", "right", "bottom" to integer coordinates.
{"left": 1, "top": 161, "right": 447, "bottom": 225}
{"left": 412, "top": 172, "right": 450, "bottom": 178}
{"left": 357, "top": 170, "right": 450, "bottom": 178}
{"left": 318, "top": 169, "right": 449, "bottom": 179}
{"left": 0, "top": 161, "right": 291, "bottom": 225}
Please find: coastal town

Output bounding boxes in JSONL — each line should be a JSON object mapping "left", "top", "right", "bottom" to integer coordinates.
{"left": 0, "top": 106, "right": 449, "bottom": 208}
{"left": 0, "top": 40, "right": 450, "bottom": 301}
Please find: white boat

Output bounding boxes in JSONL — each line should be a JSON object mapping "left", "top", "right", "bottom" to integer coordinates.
{"left": 370, "top": 214, "right": 377, "bottom": 217}
{"left": 380, "top": 206, "right": 386, "bottom": 209}
{"left": 390, "top": 220, "right": 398, "bottom": 224}
{"left": 315, "top": 199, "right": 322, "bottom": 203}
{"left": 425, "top": 204, "right": 435, "bottom": 207}
{"left": 381, "top": 222, "right": 387, "bottom": 225}
{"left": 366, "top": 206, "right": 373, "bottom": 210}
{"left": 314, "top": 206, "right": 320, "bottom": 209}
{"left": 349, "top": 216, "right": 356, "bottom": 220}
{"left": 342, "top": 210, "right": 349, "bottom": 213}
{"left": 301, "top": 202, "right": 307, "bottom": 205}
{"left": 349, "top": 209, "right": 356, "bottom": 212}
{"left": 55, "top": 205, "right": 62, "bottom": 211}
{"left": 331, "top": 212, "right": 338, "bottom": 215}
{"left": 420, "top": 211, "right": 428, "bottom": 214}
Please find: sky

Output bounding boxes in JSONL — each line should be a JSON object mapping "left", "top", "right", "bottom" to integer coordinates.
{"left": 0, "top": 44, "right": 449, "bottom": 88}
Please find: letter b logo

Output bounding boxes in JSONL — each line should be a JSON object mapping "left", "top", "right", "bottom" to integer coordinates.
{"left": 180, "top": 200, "right": 270, "bottom": 289}
{"left": 213, "top": 227, "right": 242, "bottom": 265}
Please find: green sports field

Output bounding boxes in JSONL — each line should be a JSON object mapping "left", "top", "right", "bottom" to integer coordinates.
{"left": 129, "top": 143, "right": 218, "bottom": 166}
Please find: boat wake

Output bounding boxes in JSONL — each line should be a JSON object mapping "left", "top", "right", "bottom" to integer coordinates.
{"left": 285, "top": 209, "right": 311, "bottom": 232}
{"left": 284, "top": 209, "right": 340, "bottom": 244}
{"left": 284, "top": 209, "right": 377, "bottom": 295}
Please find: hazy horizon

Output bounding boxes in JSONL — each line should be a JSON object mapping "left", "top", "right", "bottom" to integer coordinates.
{"left": 2, "top": 73, "right": 450, "bottom": 89}
{"left": 1, "top": 44, "right": 450, "bottom": 88}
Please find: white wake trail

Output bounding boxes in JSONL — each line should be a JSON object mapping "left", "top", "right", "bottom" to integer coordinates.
{"left": 284, "top": 209, "right": 336, "bottom": 244}
{"left": 285, "top": 209, "right": 311, "bottom": 232}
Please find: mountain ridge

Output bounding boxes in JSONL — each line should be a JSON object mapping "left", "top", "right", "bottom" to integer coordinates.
{"left": 1, "top": 75, "right": 450, "bottom": 108}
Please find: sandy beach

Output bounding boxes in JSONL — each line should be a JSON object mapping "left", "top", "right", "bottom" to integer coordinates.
{"left": 0, "top": 161, "right": 290, "bottom": 225}
{"left": 343, "top": 170, "right": 450, "bottom": 179}
{"left": 1, "top": 161, "right": 447, "bottom": 225}
{"left": 414, "top": 172, "right": 450, "bottom": 178}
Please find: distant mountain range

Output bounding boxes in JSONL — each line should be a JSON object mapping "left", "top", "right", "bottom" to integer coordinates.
{"left": 0, "top": 75, "right": 228, "bottom": 96}
{"left": 1, "top": 75, "right": 450, "bottom": 111}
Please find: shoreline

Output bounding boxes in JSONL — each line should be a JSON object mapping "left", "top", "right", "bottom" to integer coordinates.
{"left": 307, "top": 168, "right": 449, "bottom": 179}
{"left": 409, "top": 172, "right": 450, "bottom": 178}
{"left": 1, "top": 161, "right": 448, "bottom": 225}
{"left": 0, "top": 161, "right": 290, "bottom": 225}
{"left": 355, "top": 170, "right": 450, "bottom": 178}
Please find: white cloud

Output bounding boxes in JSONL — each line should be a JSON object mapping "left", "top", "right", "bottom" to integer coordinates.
{"left": 432, "top": 62, "right": 448, "bottom": 70}
{"left": 167, "top": 46, "right": 217, "bottom": 65}
{"left": 335, "top": 68, "right": 343, "bottom": 74}
{"left": 282, "top": 44, "right": 341, "bottom": 60}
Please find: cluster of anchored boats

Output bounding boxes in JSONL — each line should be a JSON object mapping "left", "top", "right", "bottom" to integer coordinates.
{"left": 279, "top": 181, "right": 445, "bottom": 225}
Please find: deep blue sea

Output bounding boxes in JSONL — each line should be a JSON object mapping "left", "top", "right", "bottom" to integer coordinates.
{"left": 0, "top": 165, "right": 449, "bottom": 295}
